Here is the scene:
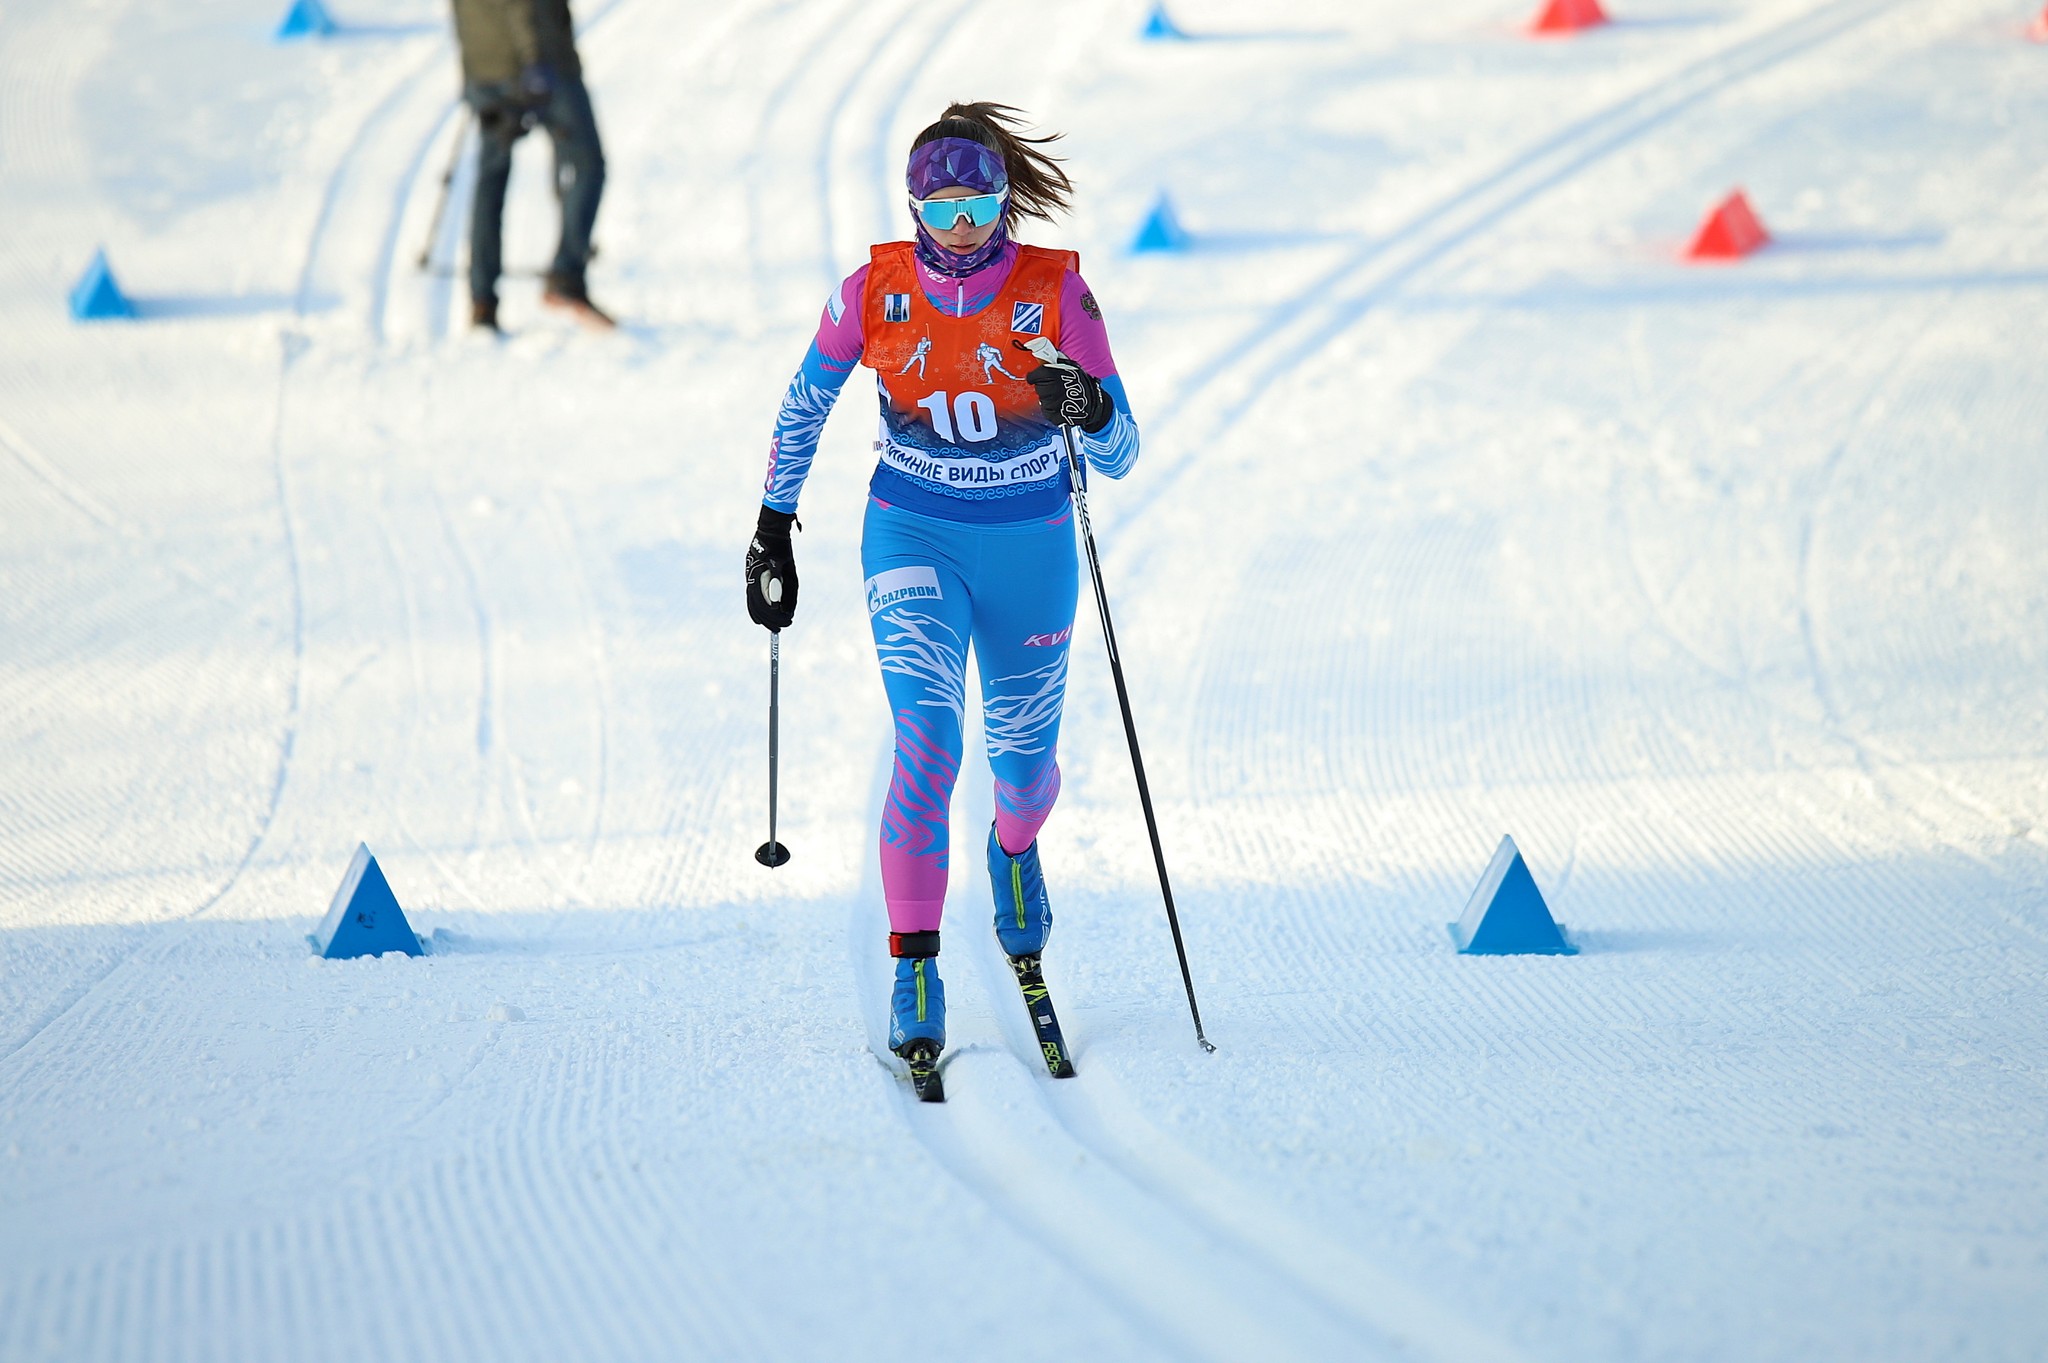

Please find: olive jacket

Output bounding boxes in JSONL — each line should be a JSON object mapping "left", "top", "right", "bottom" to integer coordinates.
{"left": 450, "top": 0, "right": 582, "bottom": 91}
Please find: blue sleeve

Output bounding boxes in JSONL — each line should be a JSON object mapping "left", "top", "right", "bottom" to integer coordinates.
{"left": 761, "top": 340, "right": 857, "bottom": 512}
{"left": 1076, "top": 373, "right": 1139, "bottom": 480}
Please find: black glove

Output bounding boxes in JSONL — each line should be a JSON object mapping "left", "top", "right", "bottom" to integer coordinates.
{"left": 745, "top": 506, "right": 798, "bottom": 631}
{"left": 1025, "top": 352, "right": 1114, "bottom": 434}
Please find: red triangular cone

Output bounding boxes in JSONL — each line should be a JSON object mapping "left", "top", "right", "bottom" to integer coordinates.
{"left": 1530, "top": 0, "right": 1608, "bottom": 34}
{"left": 1685, "top": 189, "right": 1771, "bottom": 260}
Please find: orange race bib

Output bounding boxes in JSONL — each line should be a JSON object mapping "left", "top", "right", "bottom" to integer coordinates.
{"left": 863, "top": 243, "right": 1075, "bottom": 512}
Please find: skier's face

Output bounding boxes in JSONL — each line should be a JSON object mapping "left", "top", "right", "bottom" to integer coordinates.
{"left": 924, "top": 185, "right": 1001, "bottom": 255}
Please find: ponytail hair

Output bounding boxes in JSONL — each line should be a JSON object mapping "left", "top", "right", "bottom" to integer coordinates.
{"left": 912, "top": 101, "right": 1074, "bottom": 224}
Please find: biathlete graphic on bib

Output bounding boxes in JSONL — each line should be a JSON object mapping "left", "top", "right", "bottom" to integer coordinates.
{"left": 975, "top": 343, "right": 1020, "bottom": 385}
{"left": 863, "top": 242, "right": 1074, "bottom": 520}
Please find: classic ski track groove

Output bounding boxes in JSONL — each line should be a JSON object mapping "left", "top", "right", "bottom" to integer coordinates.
{"left": 11, "top": 3, "right": 2046, "bottom": 1358}
{"left": 344, "top": 0, "right": 676, "bottom": 929}
{"left": 819, "top": 9, "right": 1276, "bottom": 1347}
{"left": 937, "top": 7, "right": 1908, "bottom": 1350}
{"left": 1078, "top": 3, "right": 2012, "bottom": 1314}
{"left": 956, "top": 857, "right": 1534, "bottom": 1363}
{"left": 366, "top": 0, "right": 643, "bottom": 347}
{"left": 815, "top": 10, "right": 1501, "bottom": 1356}
{"left": 376, "top": 483, "right": 492, "bottom": 913}
{"left": 1147, "top": 0, "right": 1949, "bottom": 990}
{"left": 812, "top": 0, "right": 916, "bottom": 287}
{"left": 0, "top": 7, "right": 304, "bottom": 1052}
{"left": 376, "top": 0, "right": 712, "bottom": 925}
{"left": 596, "top": 0, "right": 884, "bottom": 932}
{"left": 0, "top": 17, "right": 455, "bottom": 1062}
{"left": 541, "top": 485, "right": 613, "bottom": 899}
{"left": 813, "top": 3, "right": 1776, "bottom": 1349}
{"left": 1110, "top": 0, "right": 1906, "bottom": 550}
{"left": 2, "top": 0, "right": 647, "bottom": 1105}
{"left": 426, "top": 477, "right": 599, "bottom": 920}
{"left": 845, "top": 762, "right": 1190, "bottom": 1359}
{"left": 745, "top": 0, "right": 870, "bottom": 315}
{"left": 1119, "top": 23, "right": 2045, "bottom": 1333}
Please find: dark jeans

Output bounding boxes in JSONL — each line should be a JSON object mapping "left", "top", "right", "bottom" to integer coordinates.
{"left": 466, "top": 74, "right": 605, "bottom": 305}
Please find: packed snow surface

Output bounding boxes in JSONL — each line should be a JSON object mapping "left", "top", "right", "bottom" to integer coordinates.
{"left": 4, "top": 0, "right": 2046, "bottom": 1359}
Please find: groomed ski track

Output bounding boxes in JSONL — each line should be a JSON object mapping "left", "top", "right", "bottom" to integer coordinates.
{"left": 4, "top": 0, "right": 2047, "bottom": 1360}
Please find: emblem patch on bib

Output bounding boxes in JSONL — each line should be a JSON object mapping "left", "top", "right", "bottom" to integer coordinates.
{"left": 884, "top": 293, "right": 911, "bottom": 323}
{"left": 1010, "top": 301, "right": 1044, "bottom": 335}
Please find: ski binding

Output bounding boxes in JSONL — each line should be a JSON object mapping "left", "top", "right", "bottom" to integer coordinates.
{"left": 900, "top": 1040, "right": 946, "bottom": 1103}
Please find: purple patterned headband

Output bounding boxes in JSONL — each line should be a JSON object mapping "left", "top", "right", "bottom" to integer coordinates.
{"left": 906, "top": 136, "right": 1008, "bottom": 199}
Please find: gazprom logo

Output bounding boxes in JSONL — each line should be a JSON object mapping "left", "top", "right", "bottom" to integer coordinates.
{"left": 1010, "top": 301, "right": 1044, "bottom": 335}
{"left": 865, "top": 566, "right": 942, "bottom": 616}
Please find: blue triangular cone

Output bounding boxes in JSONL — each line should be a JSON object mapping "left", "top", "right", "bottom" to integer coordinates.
{"left": 275, "top": 0, "right": 337, "bottom": 41}
{"left": 68, "top": 248, "right": 136, "bottom": 321}
{"left": 1140, "top": 2, "right": 1188, "bottom": 39}
{"left": 1451, "top": 835, "right": 1575, "bottom": 955}
{"left": 313, "top": 843, "right": 423, "bottom": 959}
{"left": 1132, "top": 193, "right": 1192, "bottom": 253}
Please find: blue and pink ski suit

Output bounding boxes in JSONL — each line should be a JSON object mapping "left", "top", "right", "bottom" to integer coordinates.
{"left": 761, "top": 239, "right": 1140, "bottom": 933}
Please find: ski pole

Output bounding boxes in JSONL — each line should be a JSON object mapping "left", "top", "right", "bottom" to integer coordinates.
{"left": 1016, "top": 339, "right": 1215, "bottom": 1053}
{"left": 755, "top": 629, "right": 792, "bottom": 867}
{"left": 416, "top": 108, "right": 473, "bottom": 271}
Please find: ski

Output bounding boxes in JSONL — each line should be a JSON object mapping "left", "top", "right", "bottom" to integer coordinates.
{"left": 1009, "top": 954, "right": 1077, "bottom": 1078}
{"left": 901, "top": 1040, "right": 946, "bottom": 1103}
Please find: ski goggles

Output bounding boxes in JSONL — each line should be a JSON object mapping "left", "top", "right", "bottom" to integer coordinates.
{"left": 909, "top": 190, "right": 1008, "bottom": 232}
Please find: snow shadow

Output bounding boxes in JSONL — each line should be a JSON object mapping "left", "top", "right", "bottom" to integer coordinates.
{"left": 1, "top": 903, "right": 788, "bottom": 1057}
{"left": 1150, "top": 26, "right": 1348, "bottom": 43}
{"left": 130, "top": 293, "right": 337, "bottom": 320}
{"left": 1601, "top": 12, "right": 1734, "bottom": 32}
{"left": 1167, "top": 228, "right": 1353, "bottom": 254}
{"left": 310, "top": 20, "right": 442, "bottom": 40}
{"left": 1562, "top": 926, "right": 1747, "bottom": 954}
{"left": 421, "top": 912, "right": 760, "bottom": 959}
{"left": 1399, "top": 267, "right": 2048, "bottom": 311}
{"left": 1765, "top": 228, "right": 1949, "bottom": 254}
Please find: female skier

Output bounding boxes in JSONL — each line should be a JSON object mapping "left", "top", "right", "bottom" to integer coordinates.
{"left": 744, "top": 103, "right": 1140, "bottom": 1096}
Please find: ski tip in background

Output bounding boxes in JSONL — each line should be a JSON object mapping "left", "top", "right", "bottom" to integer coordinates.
{"left": 1529, "top": 0, "right": 1608, "bottom": 36}
{"left": 68, "top": 248, "right": 136, "bottom": 322}
{"left": 1132, "top": 192, "right": 1193, "bottom": 254}
{"left": 312, "top": 843, "right": 425, "bottom": 960}
{"left": 1139, "top": 2, "right": 1188, "bottom": 40}
{"left": 1450, "top": 835, "right": 1576, "bottom": 956}
{"left": 274, "top": 0, "right": 337, "bottom": 42}
{"left": 1685, "top": 189, "right": 1771, "bottom": 261}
